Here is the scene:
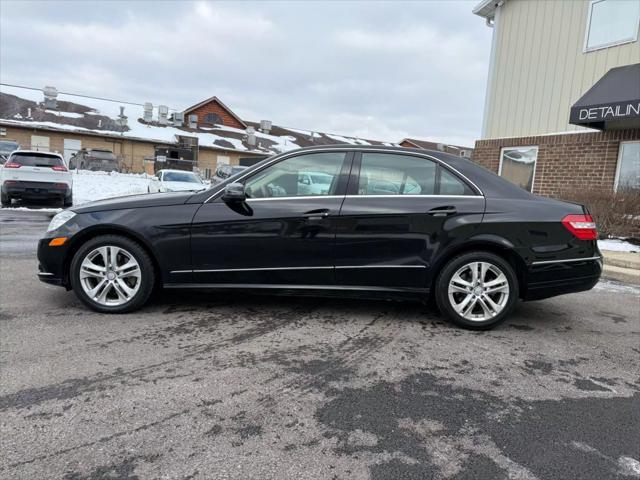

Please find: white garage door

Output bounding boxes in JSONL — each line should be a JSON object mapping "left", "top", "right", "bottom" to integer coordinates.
{"left": 63, "top": 139, "right": 82, "bottom": 163}
{"left": 31, "top": 135, "right": 50, "bottom": 152}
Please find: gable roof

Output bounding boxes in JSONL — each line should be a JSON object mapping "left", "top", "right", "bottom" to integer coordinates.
{"left": 183, "top": 95, "right": 247, "bottom": 129}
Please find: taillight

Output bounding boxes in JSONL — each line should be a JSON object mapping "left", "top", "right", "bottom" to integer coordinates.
{"left": 562, "top": 214, "right": 598, "bottom": 240}
{"left": 4, "top": 162, "right": 20, "bottom": 168}
{"left": 52, "top": 165, "right": 68, "bottom": 171}
{"left": 4, "top": 180, "right": 17, "bottom": 185}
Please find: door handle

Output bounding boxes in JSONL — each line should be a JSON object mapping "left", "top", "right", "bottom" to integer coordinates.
{"left": 427, "top": 206, "right": 457, "bottom": 217}
{"left": 302, "top": 209, "right": 330, "bottom": 220}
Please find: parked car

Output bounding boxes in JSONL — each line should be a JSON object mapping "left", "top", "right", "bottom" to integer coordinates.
{"left": 297, "top": 171, "right": 333, "bottom": 195}
{"left": 69, "top": 148, "right": 119, "bottom": 172}
{"left": 0, "top": 140, "right": 20, "bottom": 164}
{"left": 148, "top": 169, "right": 207, "bottom": 193}
{"left": 37, "top": 146, "right": 602, "bottom": 329}
{"left": 212, "top": 164, "right": 248, "bottom": 184}
{"left": 2, "top": 150, "right": 72, "bottom": 207}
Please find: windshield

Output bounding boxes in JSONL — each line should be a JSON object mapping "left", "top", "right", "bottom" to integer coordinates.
{"left": 0, "top": 141, "right": 19, "bottom": 154}
{"left": 310, "top": 174, "right": 332, "bottom": 184}
{"left": 163, "top": 171, "right": 202, "bottom": 183}
{"left": 88, "top": 150, "right": 117, "bottom": 160}
{"left": 8, "top": 153, "right": 64, "bottom": 167}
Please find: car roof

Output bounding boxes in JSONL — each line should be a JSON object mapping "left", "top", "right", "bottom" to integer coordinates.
{"left": 10, "top": 149, "right": 64, "bottom": 159}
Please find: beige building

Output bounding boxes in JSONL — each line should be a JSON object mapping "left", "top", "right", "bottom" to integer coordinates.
{"left": 472, "top": 0, "right": 640, "bottom": 196}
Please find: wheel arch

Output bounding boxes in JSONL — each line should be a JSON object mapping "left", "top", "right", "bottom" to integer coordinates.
{"left": 427, "top": 237, "right": 527, "bottom": 300}
{"left": 62, "top": 225, "right": 162, "bottom": 288}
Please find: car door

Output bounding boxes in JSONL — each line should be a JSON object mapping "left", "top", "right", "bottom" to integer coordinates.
{"left": 188, "top": 151, "right": 352, "bottom": 286}
{"left": 334, "top": 151, "right": 485, "bottom": 289}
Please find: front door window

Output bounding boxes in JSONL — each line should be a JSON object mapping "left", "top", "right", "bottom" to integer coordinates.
{"left": 244, "top": 152, "right": 345, "bottom": 198}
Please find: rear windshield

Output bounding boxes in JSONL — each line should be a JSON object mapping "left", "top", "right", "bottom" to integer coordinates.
{"left": 9, "top": 153, "right": 64, "bottom": 167}
{"left": 88, "top": 150, "right": 116, "bottom": 160}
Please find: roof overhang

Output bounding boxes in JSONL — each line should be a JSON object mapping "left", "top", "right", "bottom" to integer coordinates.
{"left": 570, "top": 63, "right": 640, "bottom": 130}
{"left": 472, "top": 0, "right": 505, "bottom": 19}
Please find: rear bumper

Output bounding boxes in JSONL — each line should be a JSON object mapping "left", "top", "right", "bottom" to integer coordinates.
{"left": 3, "top": 180, "right": 71, "bottom": 199}
{"left": 524, "top": 256, "right": 603, "bottom": 300}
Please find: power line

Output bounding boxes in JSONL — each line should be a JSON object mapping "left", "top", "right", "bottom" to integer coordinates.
{"left": 0, "top": 82, "right": 178, "bottom": 110}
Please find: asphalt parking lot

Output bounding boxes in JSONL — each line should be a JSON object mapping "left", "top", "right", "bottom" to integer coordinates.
{"left": 1, "top": 209, "right": 639, "bottom": 480}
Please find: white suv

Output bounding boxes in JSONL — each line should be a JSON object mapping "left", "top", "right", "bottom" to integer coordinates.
{"left": 1, "top": 150, "right": 73, "bottom": 207}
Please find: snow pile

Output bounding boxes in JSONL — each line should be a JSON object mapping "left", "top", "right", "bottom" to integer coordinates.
{"left": 72, "top": 170, "right": 152, "bottom": 205}
{"left": 598, "top": 239, "right": 639, "bottom": 253}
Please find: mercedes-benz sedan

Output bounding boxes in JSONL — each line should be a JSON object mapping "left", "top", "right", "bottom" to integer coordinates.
{"left": 37, "top": 146, "right": 602, "bottom": 329}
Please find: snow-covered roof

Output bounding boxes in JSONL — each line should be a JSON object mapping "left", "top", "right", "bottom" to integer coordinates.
{"left": 0, "top": 85, "right": 393, "bottom": 155}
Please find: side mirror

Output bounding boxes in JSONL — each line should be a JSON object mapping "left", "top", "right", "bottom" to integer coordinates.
{"left": 222, "top": 182, "right": 247, "bottom": 202}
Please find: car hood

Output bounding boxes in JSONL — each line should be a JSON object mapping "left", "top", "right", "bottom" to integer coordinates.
{"left": 71, "top": 191, "right": 198, "bottom": 213}
{"left": 162, "top": 181, "right": 207, "bottom": 192}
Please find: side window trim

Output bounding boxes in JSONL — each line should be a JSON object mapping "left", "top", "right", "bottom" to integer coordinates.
{"left": 349, "top": 152, "right": 477, "bottom": 197}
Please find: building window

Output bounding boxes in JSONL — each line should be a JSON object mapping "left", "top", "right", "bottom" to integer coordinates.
{"left": 203, "top": 113, "right": 222, "bottom": 125}
{"left": 499, "top": 146, "right": 538, "bottom": 192}
{"left": 584, "top": 0, "right": 640, "bottom": 52}
{"left": 615, "top": 141, "right": 640, "bottom": 191}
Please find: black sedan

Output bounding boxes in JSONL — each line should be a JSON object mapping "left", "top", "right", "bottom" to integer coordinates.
{"left": 37, "top": 146, "right": 602, "bottom": 329}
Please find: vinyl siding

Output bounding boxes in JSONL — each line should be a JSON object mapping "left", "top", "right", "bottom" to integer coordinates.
{"left": 483, "top": 0, "right": 640, "bottom": 139}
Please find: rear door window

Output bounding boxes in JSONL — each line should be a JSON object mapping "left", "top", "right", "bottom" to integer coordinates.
{"left": 356, "top": 153, "right": 475, "bottom": 196}
{"left": 9, "top": 153, "right": 64, "bottom": 167}
{"left": 357, "top": 153, "right": 437, "bottom": 195}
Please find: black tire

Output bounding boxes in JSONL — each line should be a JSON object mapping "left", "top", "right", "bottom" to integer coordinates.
{"left": 434, "top": 251, "right": 518, "bottom": 330}
{"left": 63, "top": 193, "right": 73, "bottom": 208}
{"left": 70, "top": 235, "right": 156, "bottom": 313}
{"left": 1, "top": 192, "right": 10, "bottom": 207}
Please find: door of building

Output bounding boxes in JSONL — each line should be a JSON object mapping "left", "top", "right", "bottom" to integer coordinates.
{"left": 63, "top": 139, "right": 82, "bottom": 164}
{"left": 30, "top": 135, "right": 50, "bottom": 152}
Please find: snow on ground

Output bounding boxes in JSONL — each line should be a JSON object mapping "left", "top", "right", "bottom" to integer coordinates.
{"left": 1, "top": 170, "right": 153, "bottom": 213}
{"left": 72, "top": 170, "right": 152, "bottom": 205}
{"left": 598, "top": 239, "right": 640, "bottom": 253}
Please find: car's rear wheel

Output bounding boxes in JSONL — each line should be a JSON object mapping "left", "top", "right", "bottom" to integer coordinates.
{"left": 63, "top": 192, "right": 73, "bottom": 207}
{"left": 435, "top": 251, "right": 518, "bottom": 330}
{"left": 1, "top": 192, "right": 10, "bottom": 207}
{"left": 70, "top": 235, "right": 155, "bottom": 313}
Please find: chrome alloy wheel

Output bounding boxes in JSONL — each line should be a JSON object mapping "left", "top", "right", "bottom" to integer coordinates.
{"left": 79, "top": 246, "right": 142, "bottom": 306}
{"left": 447, "top": 261, "right": 510, "bottom": 322}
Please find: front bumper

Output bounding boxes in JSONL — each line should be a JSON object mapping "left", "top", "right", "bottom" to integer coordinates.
{"left": 37, "top": 237, "right": 71, "bottom": 288}
{"left": 524, "top": 256, "right": 603, "bottom": 300}
{"left": 3, "top": 180, "right": 71, "bottom": 199}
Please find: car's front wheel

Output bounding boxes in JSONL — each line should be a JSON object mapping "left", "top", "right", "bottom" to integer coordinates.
{"left": 70, "top": 235, "right": 155, "bottom": 313}
{"left": 435, "top": 251, "right": 518, "bottom": 330}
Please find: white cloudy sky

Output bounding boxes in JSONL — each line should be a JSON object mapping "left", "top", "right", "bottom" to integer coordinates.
{"left": 0, "top": 0, "right": 492, "bottom": 146}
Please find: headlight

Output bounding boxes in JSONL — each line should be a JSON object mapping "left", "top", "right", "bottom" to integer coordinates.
{"left": 47, "top": 210, "right": 76, "bottom": 232}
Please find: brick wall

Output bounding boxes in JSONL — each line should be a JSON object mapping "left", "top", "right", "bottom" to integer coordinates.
{"left": 472, "top": 129, "right": 640, "bottom": 197}
{"left": 186, "top": 100, "right": 245, "bottom": 130}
